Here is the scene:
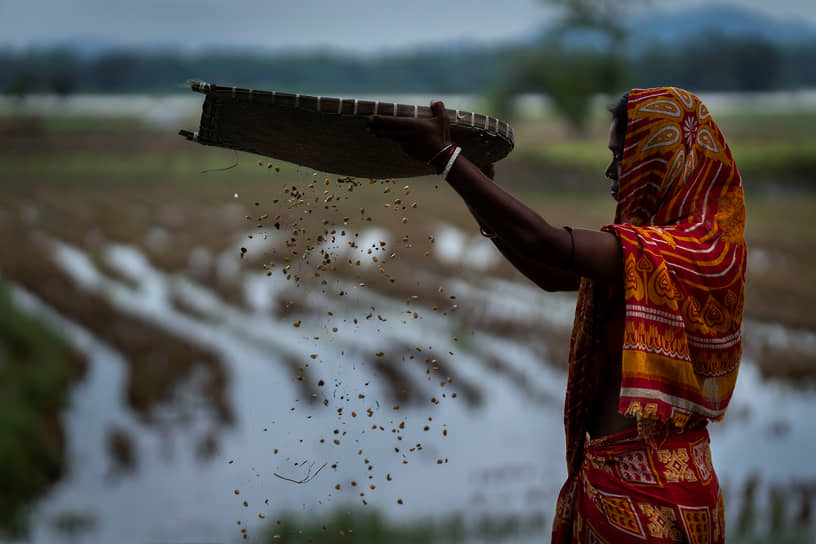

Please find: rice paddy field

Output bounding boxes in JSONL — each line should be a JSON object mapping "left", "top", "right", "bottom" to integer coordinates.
{"left": 1, "top": 94, "right": 815, "bottom": 543}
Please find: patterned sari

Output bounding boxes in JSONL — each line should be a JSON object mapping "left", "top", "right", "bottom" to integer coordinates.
{"left": 552, "top": 87, "right": 746, "bottom": 543}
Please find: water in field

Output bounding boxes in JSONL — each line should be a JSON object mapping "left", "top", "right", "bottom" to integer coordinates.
{"left": 8, "top": 231, "right": 816, "bottom": 543}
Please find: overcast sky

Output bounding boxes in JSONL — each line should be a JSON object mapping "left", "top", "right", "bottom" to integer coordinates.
{"left": 2, "top": 0, "right": 816, "bottom": 53}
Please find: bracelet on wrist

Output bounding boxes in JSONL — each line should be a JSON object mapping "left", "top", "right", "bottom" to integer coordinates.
{"left": 442, "top": 146, "right": 462, "bottom": 179}
{"left": 426, "top": 143, "right": 454, "bottom": 167}
{"left": 479, "top": 226, "right": 498, "bottom": 239}
{"left": 433, "top": 145, "right": 457, "bottom": 174}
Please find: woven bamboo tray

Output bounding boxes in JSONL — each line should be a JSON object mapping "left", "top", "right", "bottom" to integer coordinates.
{"left": 179, "top": 80, "right": 514, "bottom": 178}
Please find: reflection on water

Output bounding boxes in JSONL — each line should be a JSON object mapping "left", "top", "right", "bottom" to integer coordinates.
{"left": 7, "top": 232, "right": 816, "bottom": 542}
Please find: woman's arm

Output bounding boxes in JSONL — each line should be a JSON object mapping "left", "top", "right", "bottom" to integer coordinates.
{"left": 487, "top": 234, "right": 582, "bottom": 292}
{"left": 463, "top": 167, "right": 580, "bottom": 291}
{"left": 368, "top": 102, "right": 622, "bottom": 286}
{"left": 447, "top": 153, "right": 621, "bottom": 284}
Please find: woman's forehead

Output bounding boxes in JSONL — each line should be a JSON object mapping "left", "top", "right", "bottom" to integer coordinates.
{"left": 608, "top": 120, "right": 623, "bottom": 148}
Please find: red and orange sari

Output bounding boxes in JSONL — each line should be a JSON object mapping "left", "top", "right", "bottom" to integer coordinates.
{"left": 552, "top": 87, "right": 746, "bottom": 543}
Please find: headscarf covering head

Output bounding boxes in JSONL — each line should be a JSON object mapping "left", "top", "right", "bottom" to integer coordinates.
{"left": 564, "top": 87, "right": 746, "bottom": 469}
{"left": 614, "top": 87, "right": 744, "bottom": 230}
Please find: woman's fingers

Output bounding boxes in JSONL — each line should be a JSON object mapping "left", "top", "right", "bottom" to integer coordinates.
{"left": 430, "top": 101, "right": 450, "bottom": 142}
{"left": 430, "top": 101, "right": 447, "bottom": 122}
{"left": 367, "top": 102, "right": 450, "bottom": 162}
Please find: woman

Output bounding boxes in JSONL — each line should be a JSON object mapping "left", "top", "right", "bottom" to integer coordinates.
{"left": 369, "top": 86, "right": 746, "bottom": 543}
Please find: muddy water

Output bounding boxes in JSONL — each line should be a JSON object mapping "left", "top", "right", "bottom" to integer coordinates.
{"left": 9, "top": 234, "right": 816, "bottom": 543}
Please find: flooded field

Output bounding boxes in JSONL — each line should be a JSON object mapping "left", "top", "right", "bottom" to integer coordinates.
{"left": 1, "top": 99, "right": 816, "bottom": 542}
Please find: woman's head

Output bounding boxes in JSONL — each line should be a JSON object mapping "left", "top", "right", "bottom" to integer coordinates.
{"left": 609, "top": 92, "right": 629, "bottom": 144}
{"left": 605, "top": 93, "right": 629, "bottom": 201}
{"left": 609, "top": 87, "right": 740, "bottom": 227}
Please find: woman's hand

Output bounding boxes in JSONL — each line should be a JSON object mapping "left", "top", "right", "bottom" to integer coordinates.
{"left": 368, "top": 100, "right": 451, "bottom": 166}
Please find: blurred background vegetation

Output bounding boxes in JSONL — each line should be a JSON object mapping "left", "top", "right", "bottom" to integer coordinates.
{"left": 3, "top": 2, "right": 816, "bottom": 133}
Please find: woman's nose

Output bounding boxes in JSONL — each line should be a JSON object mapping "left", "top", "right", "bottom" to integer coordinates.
{"left": 605, "top": 159, "right": 617, "bottom": 181}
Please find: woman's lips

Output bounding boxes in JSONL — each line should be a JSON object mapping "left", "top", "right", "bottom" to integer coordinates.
{"left": 609, "top": 180, "right": 619, "bottom": 201}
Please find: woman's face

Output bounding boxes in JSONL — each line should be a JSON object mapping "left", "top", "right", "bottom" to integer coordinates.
{"left": 605, "top": 119, "right": 624, "bottom": 201}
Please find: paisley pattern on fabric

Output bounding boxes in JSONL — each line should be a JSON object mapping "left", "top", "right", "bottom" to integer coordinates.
{"left": 563, "top": 87, "right": 746, "bottom": 475}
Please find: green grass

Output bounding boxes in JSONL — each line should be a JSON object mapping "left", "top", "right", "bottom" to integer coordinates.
{"left": 4, "top": 107, "right": 815, "bottom": 187}
{"left": 0, "top": 151, "right": 301, "bottom": 182}
{"left": 0, "top": 279, "right": 84, "bottom": 537}
{"left": 515, "top": 140, "right": 607, "bottom": 174}
{"left": 717, "top": 111, "right": 816, "bottom": 141}
{"left": 0, "top": 114, "right": 142, "bottom": 132}
{"left": 512, "top": 137, "right": 816, "bottom": 185}
{"left": 258, "top": 507, "right": 467, "bottom": 544}
{"left": 256, "top": 506, "right": 551, "bottom": 543}
{"left": 731, "top": 141, "right": 816, "bottom": 185}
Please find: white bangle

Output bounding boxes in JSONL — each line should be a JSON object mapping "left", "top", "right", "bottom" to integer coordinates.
{"left": 426, "top": 143, "right": 454, "bottom": 166}
{"left": 441, "top": 146, "right": 462, "bottom": 180}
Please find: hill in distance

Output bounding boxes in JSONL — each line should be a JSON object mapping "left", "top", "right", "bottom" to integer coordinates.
{"left": 627, "top": 3, "right": 816, "bottom": 45}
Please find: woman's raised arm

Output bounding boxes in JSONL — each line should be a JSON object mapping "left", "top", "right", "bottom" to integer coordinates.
{"left": 368, "top": 101, "right": 622, "bottom": 288}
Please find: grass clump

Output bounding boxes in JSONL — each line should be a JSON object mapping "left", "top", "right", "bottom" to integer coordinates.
{"left": 259, "top": 507, "right": 466, "bottom": 544}
{"left": 258, "top": 507, "right": 552, "bottom": 543}
{"left": 0, "top": 279, "right": 85, "bottom": 537}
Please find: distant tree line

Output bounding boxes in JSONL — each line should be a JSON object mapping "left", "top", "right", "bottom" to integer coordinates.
{"left": 1, "top": 32, "right": 814, "bottom": 98}
{"left": 0, "top": 46, "right": 509, "bottom": 96}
